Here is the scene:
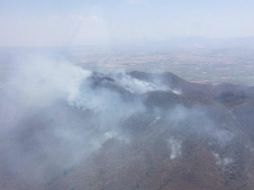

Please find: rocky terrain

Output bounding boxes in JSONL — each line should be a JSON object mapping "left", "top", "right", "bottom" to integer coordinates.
{"left": 1, "top": 67, "right": 254, "bottom": 190}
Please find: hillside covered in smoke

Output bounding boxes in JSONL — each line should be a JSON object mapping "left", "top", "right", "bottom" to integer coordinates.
{"left": 1, "top": 57, "right": 254, "bottom": 190}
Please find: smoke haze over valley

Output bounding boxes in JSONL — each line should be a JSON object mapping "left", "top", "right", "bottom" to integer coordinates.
{"left": 1, "top": 0, "right": 254, "bottom": 189}
{"left": 1, "top": 51, "right": 254, "bottom": 190}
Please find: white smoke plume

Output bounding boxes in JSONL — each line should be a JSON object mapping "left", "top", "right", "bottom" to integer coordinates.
{"left": 0, "top": 53, "right": 247, "bottom": 190}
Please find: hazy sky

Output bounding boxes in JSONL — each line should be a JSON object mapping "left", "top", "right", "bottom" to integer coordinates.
{"left": 0, "top": 0, "right": 254, "bottom": 47}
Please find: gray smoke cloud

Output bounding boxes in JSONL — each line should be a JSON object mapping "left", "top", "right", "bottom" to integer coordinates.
{"left": 0, "top": 53, "right": 248, "bottom": 190}
{"left": 0, "top": 54, "right": 148, "bottom": 186}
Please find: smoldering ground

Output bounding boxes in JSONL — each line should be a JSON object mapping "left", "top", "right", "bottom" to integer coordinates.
{"left": 0, "top": 54, "right": 254, "bottom": 190}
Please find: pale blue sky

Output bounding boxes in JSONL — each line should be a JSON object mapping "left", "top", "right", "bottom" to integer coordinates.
{"left": 0, "top": 0, "right": 254, "bottom": 47}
